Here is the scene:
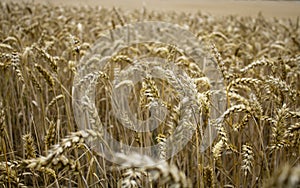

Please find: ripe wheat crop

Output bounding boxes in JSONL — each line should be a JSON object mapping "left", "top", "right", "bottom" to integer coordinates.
{"left": 0, "top": 2, "right": 299, "bottom": 187}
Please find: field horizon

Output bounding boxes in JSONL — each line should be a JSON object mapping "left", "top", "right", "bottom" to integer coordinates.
{"left": 3, "top": 0, "right": 300, "bottom": 19}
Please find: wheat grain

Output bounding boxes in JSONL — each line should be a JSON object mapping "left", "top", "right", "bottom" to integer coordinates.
{"left": 202, "top": 165, "right": 215, "bottom": 188}
{"left": 22, "top": 134, "right": 37, "bottom": 159}
{"left": 11, "top": 52, "right": 24, "bottom": 83}
{"left": 241, "top": 143, "right": 254, "bottom": 176}
{"left": 34, "top": 64, "right": 55, "bottom": 87}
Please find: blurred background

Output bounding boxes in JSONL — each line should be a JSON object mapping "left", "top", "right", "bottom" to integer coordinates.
{"left": 3, "top": 0, "right": 299, "bottom": 19}
{"left": 4, "top": 0, "right": 300, "bottom": 19}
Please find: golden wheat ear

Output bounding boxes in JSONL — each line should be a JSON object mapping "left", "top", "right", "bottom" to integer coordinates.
{"left": 114, "top": 153, "right": 192, "bottom": 188}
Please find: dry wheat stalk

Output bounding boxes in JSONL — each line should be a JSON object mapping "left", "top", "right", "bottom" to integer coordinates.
{"left": 202, "top": 165, "right": 215, "bottom": 188}
{"left": 269, "top": 104, "right": 290, "bottom": 152}
{"left": 114, "top": 153, "right": 192, "bottom": 188}
{"left": 212, "top": 139, "right": 224, "bottom": 163}
{"left": 227, "top": 78, "right": 262, "bottom": 93}
{"left": 241, "top": 143, "right": 254, "bottom": 176}
{"left": 239, "top": 57, "right": 275, "bottom": 74}
{"left": 24, "top": 129, "right": 102, "bottom": 170}
{"left": 139, "top": 76, "right": 160, "bottom": 109}
{"left": 156, "top": 134, "right": 167, "bottom": 161}
{"left": 265, "top": 76, "right": 297, "bottom": 101}
{"left": 263, "top": 165, "right": 300, "bottom": 188}
{"left": 22, "top": 134, "right": 37, "bottom": 159}
{"left": 120, "top": 168, "right": 145, "bottom": 188}
{"left": 33, "top": 45, "right": 58, "bottom": 73}
{"left": 0, "top": 100, "right": 5, "bottom": 136}
{"left": 46, "top": 94, "right": 65, "bottom": 112}
{"left": 211, "top": 43, "right": 232, "bottom": 82}
{"left": 27, "top": 68, "right": 42, "bottom": 93}
{"left": 44, "top": 121, "right": 56, "bottom": 151}
{"left": 34, "top": 64, "right": 55, "bottom": 87}
{"left": 11, "top": 52, "right": 24, "bottom": 83}
{"left": 0, "top": 161, "right": 27, "bottom": 188}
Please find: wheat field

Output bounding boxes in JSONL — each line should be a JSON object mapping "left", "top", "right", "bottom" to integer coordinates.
{"left": 0, "top": 1, "right": 300, "bottom": 188}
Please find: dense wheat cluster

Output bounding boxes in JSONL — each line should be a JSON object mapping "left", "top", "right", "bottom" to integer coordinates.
{"left": 0, "top": 2, "right": 299, "bottom": 188}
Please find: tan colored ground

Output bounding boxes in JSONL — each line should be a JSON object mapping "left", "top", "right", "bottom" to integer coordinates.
{"left": 4, "top": 0, "right": 300, "bottom": 20}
